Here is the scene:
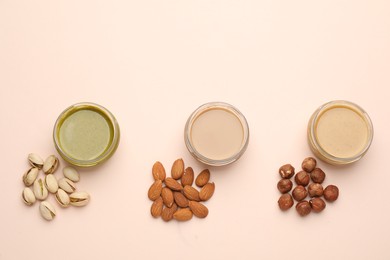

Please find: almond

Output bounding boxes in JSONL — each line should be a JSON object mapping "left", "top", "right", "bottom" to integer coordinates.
{"left": 189, "top": 201, "right": 209, "bottom": 218}
{"left": 181, "top": 167, "right": 194, "bottom": 186}
{"left": 152, "top": 161, "right": 166, "bottom": 181}
{"left": 165, "top": 177, "right": 183, "bottom": 191}
{"left": 171, "top": 158, "right": 184, "bottom": 180}
{"left": 173, "top": 208, "right": 193, "bottom": 221}
{"left": 195, "top": 169, "right": 210, "bottom": 187}
{"left": 183, "top": 185, "right": 200, "bottom": 201}
{"left": 148, "top": 180, "right": 162, "bottom": 201}
{"left": 173, "top": 191, "right": 189, "bottom": 208}
{"left": 199, "top": 182, "right": 215, "bottom": 201}
{"left": 161, "top": 203, "right": 178, "bottom": 222}
{"left": 150, "top": 197, "right": 163, "bottom": 218}
{"left": 161, "top": 187, "right": 174, "bottom": 207}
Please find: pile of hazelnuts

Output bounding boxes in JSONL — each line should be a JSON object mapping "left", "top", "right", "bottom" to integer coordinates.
{"left": 277, "top": 157, "right": 339, "bottom": 216}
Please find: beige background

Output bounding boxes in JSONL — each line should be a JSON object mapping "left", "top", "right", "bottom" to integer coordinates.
{"left": 1, "top": 1, "right": 390, "bottom": 259}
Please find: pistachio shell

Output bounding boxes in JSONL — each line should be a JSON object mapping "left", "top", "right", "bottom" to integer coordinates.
{"left": 69, "top": 191, "right": 90, "bottom": 207}
{"left": 28, "top": 153, "right": 44, "bottom": 169}
{"left": 42, "top": 155, "right": 59, "bottom": 174}
{"left": 63, "top": 167, "right": 80, "bottom": 182}
{"left": 33, "top": 178, "right": 48, "bottom": 200}
{"left": 23, "top": 167, "right": 39, "bottom": 186}
{"left": 22, "top": 187, "right": 36, "bottom": 206}
{"left": 55, "top": 189, "right": 70, "bottom": 207}
{"left": 44, "top": 174, "right": 59, "bottom": 193}
{"left": 58, "top": 178, "right": 76, "bottom": 193}
{"left": 39, "top": 201, "right": 56, "bottom": 221}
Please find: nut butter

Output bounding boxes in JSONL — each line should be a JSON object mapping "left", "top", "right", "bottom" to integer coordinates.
{"left": 53, "top": 103, "right": 120, "bottom": 167}
{"left": 308, "top": 100, "right": 373, "bottom": 165}
{"left": 184, "top": 102, "right": 249, "bottom": 166}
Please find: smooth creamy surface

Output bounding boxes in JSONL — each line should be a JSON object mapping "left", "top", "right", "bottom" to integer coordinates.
{"left": 316, "top": 107, "right": 368, "bottom": 158}
{"left": 191, "top": 108, "right": 244, "bottom": 160}
{"left": 59, "top": 110, "right": 111, "bottom": 160}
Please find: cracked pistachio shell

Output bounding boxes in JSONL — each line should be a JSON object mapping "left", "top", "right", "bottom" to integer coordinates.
{"left": 22, "top": 187, "right": 36, "bottom": 206}
{"left": 28, "top": 153, "right": 44, "bottom": 169}
{"left": 55, "top": 189, "right": 70, "bottom": 207}
{"left": 27, "top": 153, "right": 43, "bottom": 169}
{"left": 58, "top": 178, "right": 76, "bottom": 193}
{"left": 69, "top": 191, "right": 90, "bottom": 207}
{"left": 33, "top": 178, "right": 48, "bottom": 200}
{"left": 44, "top": 174, "right": 59, "bottom": 193}
{"left": 63, "top": 167, "right": 80, "bottom": 182}
{"left": 23, "top": 167, "right": 39, "bottom": 187}
{"left": 42, "top": 155, "right": 59, "bottom": 174}
{"left": 39, "top": 201, "right": 56, "bottom": 221}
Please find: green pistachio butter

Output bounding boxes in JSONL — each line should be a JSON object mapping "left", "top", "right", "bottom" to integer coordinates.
{"left": 58, "top": 109, "right": 112, "bottom": 161}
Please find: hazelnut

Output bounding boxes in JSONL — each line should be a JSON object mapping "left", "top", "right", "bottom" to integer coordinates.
{"left": 277, "top": 179, "right": 293, "bottom": 193}
{"left": 302, "top": 157, "right": 316, "bottom": 172}
{"left": 310, "top": 198, "right": 326, "bottom": 212}
{"left": 295, "top": 171, "right": 310, "bottom": 186}
{"left": 279, "top": 164, "right": 295, "bottom": 179}
{"left": 308, "top": 183, "right": 324, "bottom": 197}
{"left": 296, "top": 201, "right": 311, "bottom": 216}
{"left": 278, "top": 194, "right": 294, "bottom": 210}
{"left": 311, "top": 168, "right": 326, "bottom": 183}
{"left": 324, "top": 185, "right": 339, "bottom": 202}
{"left": 292, "top": 185, "right": 307, "bottom": 201}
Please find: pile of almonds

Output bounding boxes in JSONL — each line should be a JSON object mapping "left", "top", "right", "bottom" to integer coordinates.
{"left": 148, "top": 159, "right": 215, "bottom": 221}
{"left": 277, "top": 157, "right": 339, "bottom": 217}
{"left": 22, "top": 153, "right": 90, "bottom": 221}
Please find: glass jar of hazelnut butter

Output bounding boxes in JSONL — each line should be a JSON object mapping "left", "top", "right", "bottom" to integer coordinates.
{"left": 184, "top": 102, "right": 249, "bottom": 166}
{"left": 307, "top": 100, "right": 373, "bottom": 165}
{"left": 53, "top": 103, "right": 120, "bottom": 167}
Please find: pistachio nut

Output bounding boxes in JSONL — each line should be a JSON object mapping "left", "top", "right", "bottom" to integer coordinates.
{"left": 23, "top": 167, "right": 39, "bottom": 187}
{"left": 22, "top": 187, "right": 36, "bottom": 206}
{"left": 63, "top": 167, "right": 80, "bottom": 182}
{"left": 55, "top": 189, "right": 70, "bottom": 207}
{"left": 28, "top": 153, "right": 44, "bottom": 169}
{"left": 69, "top": 191, "right": 90, "bottom": 207}
{"left": 44, "top": 174, "right": 58, "bottom": 193}
{"left": 58, "top": 178, "right": 76, "bottom": 193}
{"left": 42, "top": 155, "right": 59, "bottom": 174}
{"left": 33, "top": 178, "right": 48, "bottom": 200}
{"left": 39, "top": 201, "right": 56, "bottom": 221}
